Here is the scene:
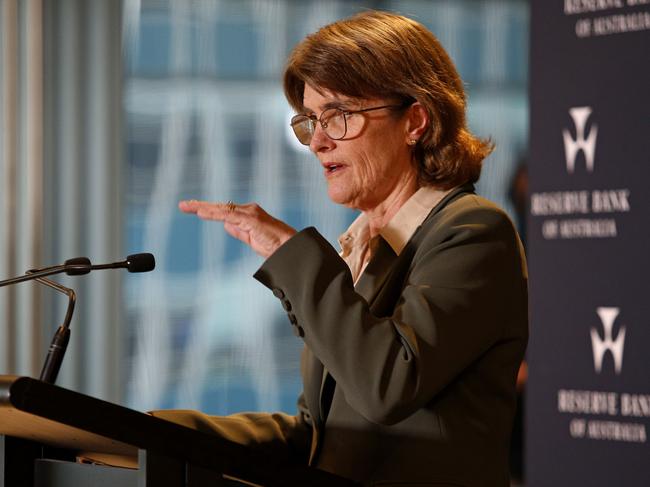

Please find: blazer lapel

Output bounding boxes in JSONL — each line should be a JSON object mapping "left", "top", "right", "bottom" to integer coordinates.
{"left": 421, "top": 183, "right": 475, "bottom": 225}
{"left": 316, "top": 238, "right": 398, "bottom": 427}
{"left": 319, "top": 370, "right": 336, "bottom": 422}
{"left": 353, "top": 185, "right": 475, "bottom": 305}
{"left": 354, "top": 236, "right": 398, "bottom": 304}
{"left": 302, "top": 347, "right": 324, "bottom": 425}
{"left": 304, "top": 348, "right": 332, "bottom": 465}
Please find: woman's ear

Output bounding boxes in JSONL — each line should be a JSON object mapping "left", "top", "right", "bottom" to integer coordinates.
{"left": 404, "top": 102, "right": 428, "bottom": 145}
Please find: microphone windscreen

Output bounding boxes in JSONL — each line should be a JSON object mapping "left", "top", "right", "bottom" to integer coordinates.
{"left": 64, "top": 257, "right": 91, "bottom": 275}
{"left": 126, "top": 253, "right": 155, "bottom": 273}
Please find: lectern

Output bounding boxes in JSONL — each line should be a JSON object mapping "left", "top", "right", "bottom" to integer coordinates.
{"left": 0, "top": 376, "right": 358, "bottom": 487}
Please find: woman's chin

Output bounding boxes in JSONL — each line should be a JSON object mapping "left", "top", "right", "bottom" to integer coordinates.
{"left": 328, "top": 189, "right": 368, "bottom": 211}
{"left": 327, "top": 186, "right": 354, "bottom": 208}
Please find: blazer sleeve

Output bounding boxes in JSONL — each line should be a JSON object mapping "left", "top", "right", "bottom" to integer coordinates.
{"left": 254, "top": 196, "right": 528, "bottom": 426}
{"left": 150, "top": 392, "right": 312, "bottom": 464}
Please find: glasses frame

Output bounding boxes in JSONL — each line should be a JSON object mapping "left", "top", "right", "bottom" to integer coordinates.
{"left": 290, "top": 103, "right": 408, "bottom": 146}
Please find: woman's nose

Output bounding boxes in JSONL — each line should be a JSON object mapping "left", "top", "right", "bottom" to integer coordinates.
{"left": 309, "top": 122, "right": 335, "bottom": 153}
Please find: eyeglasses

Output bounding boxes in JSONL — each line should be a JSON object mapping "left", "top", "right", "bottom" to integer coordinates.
{"left": 290, "top": 104, "right": 407, "bottom": 146}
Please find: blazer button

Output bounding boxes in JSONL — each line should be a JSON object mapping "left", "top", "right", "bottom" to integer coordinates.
{"left": 293, "top": 325, "right": 305, "bottom": 337}
{"left": 282, "top": 300, "right": 292, "bottom": 311}
{"left": 287, "top": 313, "right": 297, "bottom": 324}
{"left": 272, "top": 288, "right": 285, "bottom": 299}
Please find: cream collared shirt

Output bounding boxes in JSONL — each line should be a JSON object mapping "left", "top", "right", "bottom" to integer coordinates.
{"left": 338, "top": 186, "right": 454, "bottom": 284}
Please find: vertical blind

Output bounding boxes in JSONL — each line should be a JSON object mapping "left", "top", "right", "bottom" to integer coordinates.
{"left": 0, "top": 0, "right": 124, "bottom": 403}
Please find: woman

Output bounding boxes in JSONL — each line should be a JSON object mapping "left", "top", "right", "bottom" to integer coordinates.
{"left": 155, "top": 11, "right": 528, "bottom": 487}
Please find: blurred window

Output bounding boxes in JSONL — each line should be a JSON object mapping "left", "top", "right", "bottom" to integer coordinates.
{"left": 122, "top": 0, "right": 528, "bottom": 414}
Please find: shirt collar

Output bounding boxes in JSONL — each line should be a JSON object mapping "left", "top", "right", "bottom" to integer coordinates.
{"left": 338, "top": 211, "right": 370, "bottom": 259}
{"left": 338, "top": 185, "right": 455, "bottom": 257}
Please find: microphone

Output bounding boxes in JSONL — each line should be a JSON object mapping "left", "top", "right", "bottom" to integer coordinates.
{"left": 88, "top": 253, "right": 155, "bottom": 273}
{"left": 0, "top": 253, "right": 155, "bottom": 384}
{"left": 0, "top": 253, "right": 155, "bottom": 287}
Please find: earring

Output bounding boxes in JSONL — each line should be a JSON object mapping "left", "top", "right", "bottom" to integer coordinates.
{"left": 408, "top": 139, "right": 417, "bottom": 146}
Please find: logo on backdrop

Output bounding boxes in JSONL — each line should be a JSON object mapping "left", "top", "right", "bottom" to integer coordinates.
{"left": 531, "top": 104, "right": 631, "bottom": 240}
{"left": 563, "top": 106, "right": 598, "bottom": 174}
{"left": 591, "top": 307, "right": 625, "bottom": 375}
{"left": 557, "top": 307, "right": 645, "bottom": 444}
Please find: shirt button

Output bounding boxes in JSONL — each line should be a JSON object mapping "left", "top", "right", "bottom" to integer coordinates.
{"left": 282, "top": 300, "right": 292, "bottom": 312}
{"left": 272, "top": 288, "right": 285, "bottom": 299}
{"left": 287, "top": 313, "right": 297, "bottom": 324}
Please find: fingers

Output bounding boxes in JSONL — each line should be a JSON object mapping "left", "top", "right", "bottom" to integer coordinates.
{"left": 179, "top": 199, "right": 240, "bottom": 222}
{"left": 196, "top": 205, "right": 230, "bottom": 222}
{"left": 178, "top": 199, "right": 201, "bottom": 213}
{"left": 178, "top": 200, "right": 295, "bottom": 258}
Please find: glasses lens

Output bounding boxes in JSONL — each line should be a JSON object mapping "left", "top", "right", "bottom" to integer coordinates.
{"left": 321, "top": 108, "right": 346, "bottom": 140}
{"left": 291, "top": 115, "right": 314, "bottom": 145}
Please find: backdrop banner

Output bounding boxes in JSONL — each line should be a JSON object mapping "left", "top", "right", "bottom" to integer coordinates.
{"left": 526, "top": 1, "right": 650, "bottom": 485}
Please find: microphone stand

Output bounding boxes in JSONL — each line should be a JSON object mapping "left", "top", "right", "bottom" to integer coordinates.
{"left": 0, "top": 259, "right": 89, "bottom": 384}
{"left": 28, "top": 271, "right": 76, "bottom": 384}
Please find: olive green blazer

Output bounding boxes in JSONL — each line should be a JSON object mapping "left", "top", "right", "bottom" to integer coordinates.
{"left": 153, "top": 185, "right": 528, "bottom": 487}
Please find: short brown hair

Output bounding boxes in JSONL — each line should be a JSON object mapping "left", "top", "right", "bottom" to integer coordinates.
{"left": 283, "top": 11, "right": 492, "bottom": 189}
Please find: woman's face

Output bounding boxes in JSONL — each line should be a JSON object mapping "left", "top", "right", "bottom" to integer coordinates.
{"left": 302, "top": 84, "right": 419, "bottom": 212}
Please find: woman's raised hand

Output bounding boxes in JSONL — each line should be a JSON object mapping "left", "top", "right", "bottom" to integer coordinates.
{"left": 179, "top": 200, "right": 297, "bottom": 259}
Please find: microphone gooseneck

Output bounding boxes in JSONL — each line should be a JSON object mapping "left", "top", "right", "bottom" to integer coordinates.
{"left": 0, "top": 256, "right": 92, "bottom": 287}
